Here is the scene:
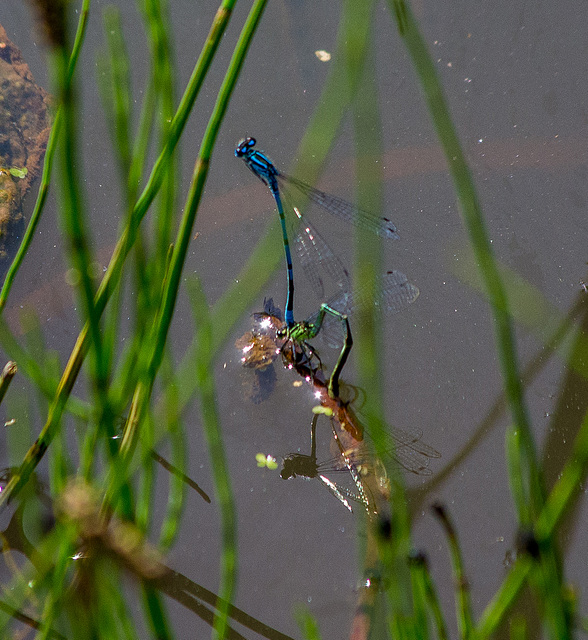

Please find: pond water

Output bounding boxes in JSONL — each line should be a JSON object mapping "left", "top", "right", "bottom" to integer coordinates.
{"left": 1, "top": 1, "right": 588, "bottom": 638}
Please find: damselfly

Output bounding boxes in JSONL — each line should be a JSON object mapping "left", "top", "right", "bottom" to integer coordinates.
{"left": 235, "top": 137, "right": 400, "bottom": 327}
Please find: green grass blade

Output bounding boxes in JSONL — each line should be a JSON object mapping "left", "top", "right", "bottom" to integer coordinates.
{"left": 536, "top": 407, "right": 588, "bottom": 537}
{"left": 142, "top": 583, "right": 173, "bottom": 640}
{"left": 0, "top": 0, "right": 238, "bottom": 509}
{"left": 98, "top": 7, "right": 133, "bottom": 180}
{"left": 410, "top": 553, "right": 450, "bottom": 640}
{"left": 156, "top": 355, "right": 189, "bottom": 551}
{"left": 295, "top": 606, "right": 322, "bottom": 640}
{"left": 476, "top": 557, "right": 534, "bottom": 638}
{"left": 188, "top": 276, "right": 237, "bottom": 640}
{"left": 142, "top": 0, "right": 178, "bottom": 270}
{"left": 385, "top": 0, "right": 543, "bottom": 524}
{"left": 431, "top": 503, "right": 475, "bottom": 638}
{"left": 478, "top": 395, "right": 588, "bottom": 637}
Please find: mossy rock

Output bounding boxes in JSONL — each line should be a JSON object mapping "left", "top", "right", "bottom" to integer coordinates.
{"left": 0, "top": 23, "right": 52, "bottom": 258}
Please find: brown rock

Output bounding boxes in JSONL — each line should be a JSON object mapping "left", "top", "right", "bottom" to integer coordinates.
{"left": 0, "top": 23, "right": 52, "bottom": 258}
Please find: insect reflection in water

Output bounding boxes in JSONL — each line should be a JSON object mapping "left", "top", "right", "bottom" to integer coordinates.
{"left": 281, "top": 407, "right": 440, "bottom": 517}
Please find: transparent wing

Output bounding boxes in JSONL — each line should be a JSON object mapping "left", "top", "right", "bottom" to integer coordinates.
{"left": 275, "top": 181, "right": 353, "bottom": 303}
{"left": 319, "top": 425, "right": 440, "bottom": 477}
{"left": 278, "top": 172, "right": 400, "bottom": 240}
{"left": 292, "top": 216, "right": 351, "bottom": 301}
{"left": 306, "top": 270, "right": 419, "bottom": 348}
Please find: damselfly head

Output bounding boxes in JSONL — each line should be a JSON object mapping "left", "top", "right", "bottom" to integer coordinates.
{"left": 235, "top": 137, "right": 256, "bottom": 157}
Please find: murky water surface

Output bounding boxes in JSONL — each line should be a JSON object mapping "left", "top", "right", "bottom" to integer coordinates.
{"left": 1, "top": 1, "right": 588, "bottom": 637}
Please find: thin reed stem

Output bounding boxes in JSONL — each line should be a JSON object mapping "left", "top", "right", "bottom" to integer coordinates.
{"left": 385, "top": 0, "right": 543, "bottom": 525}
{"left": 0, "top": 0, "right": 238, "bottom": 509}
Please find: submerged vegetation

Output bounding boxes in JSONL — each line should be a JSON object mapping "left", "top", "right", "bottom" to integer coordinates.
{"left": 0, "top": 0, "right": 586, "bottom": 639}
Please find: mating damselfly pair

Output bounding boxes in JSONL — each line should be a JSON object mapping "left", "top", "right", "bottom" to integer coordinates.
{"left": 235, "top": 137, "right": 418, "bottom": 376}
{"left": 235, "top": 137, "right": 438, "bottom": 514}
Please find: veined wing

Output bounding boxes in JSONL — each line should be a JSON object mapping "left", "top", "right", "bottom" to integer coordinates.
{"left": 306, "top": 270, "right": 419, "bottom": 348}
{"left": 322, "top": 425, "right": 440, "bottom": 477}
{"left": 292, "top": 212, "right": 351, "bottom": 302}
{"left": 277, "top": 172, "right": 400, "bottom": 240}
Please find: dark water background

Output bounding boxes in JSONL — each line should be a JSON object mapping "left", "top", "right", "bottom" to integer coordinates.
{"left": 1, "top": 1, "right": 588, "bottom": 638}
